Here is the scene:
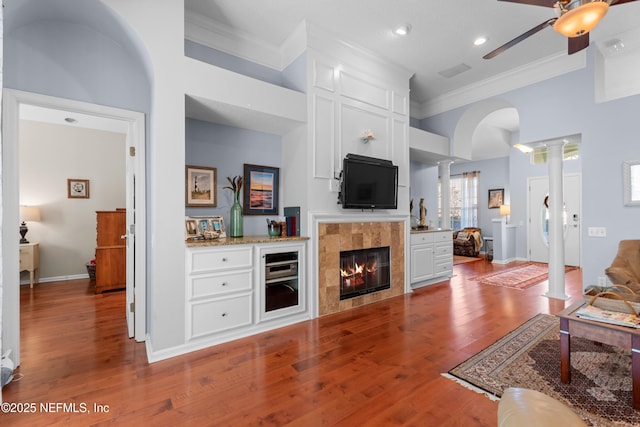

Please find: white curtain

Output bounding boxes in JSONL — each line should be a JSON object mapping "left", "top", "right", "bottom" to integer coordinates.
{"left": 449, "top": 171, "right": 479, "bottom": 229}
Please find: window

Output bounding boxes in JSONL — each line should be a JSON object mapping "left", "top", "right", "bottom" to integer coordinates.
{"left": 439, "top": 171, "right": 479, "bottom": 230}
{"left": 531, "top": 143, "right": 579, "bottom": 165}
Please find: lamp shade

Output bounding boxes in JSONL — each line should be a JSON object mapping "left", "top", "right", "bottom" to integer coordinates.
{"left": 20, "top": 206, "right": 41, "bottom": 222}
{"left": 553, "top": 1, "right": 609, "bottom": 38}
{"left": 500, "top": 205, "right": 511, "bottom": 216}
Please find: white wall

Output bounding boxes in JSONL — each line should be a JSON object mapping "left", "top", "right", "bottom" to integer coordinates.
{"left": 19, "top": 120, "right": 126, "bottom": 281}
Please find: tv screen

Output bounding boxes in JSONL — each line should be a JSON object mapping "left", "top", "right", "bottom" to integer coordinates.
{"left": 341, "top": 154, "right": 398, "bottom": 209}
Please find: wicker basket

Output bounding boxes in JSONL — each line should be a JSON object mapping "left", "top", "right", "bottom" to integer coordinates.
{"left": 86, "top": 263, "right": 96, "bottom": 281}
{"left": 584, "top": 285, "right": 640, "bottom": 315}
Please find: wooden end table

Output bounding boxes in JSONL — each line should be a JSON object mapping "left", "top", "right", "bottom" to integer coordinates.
{"left": 558, "top": 301, "right": 640, "bottom": 409}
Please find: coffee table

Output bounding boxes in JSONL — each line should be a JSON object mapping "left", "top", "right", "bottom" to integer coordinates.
{"left": 557, "top": 302, "right": 640, "bottom": 409}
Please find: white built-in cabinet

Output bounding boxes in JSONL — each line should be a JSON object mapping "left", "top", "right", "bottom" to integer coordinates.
{"left": 410, "top": 230, "right": 453, "bottom": 288}
{"left": 185, "top": 240, "right": 308, "bottom": 347}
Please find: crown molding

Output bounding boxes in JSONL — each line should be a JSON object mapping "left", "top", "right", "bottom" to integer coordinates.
{"left": 184, "top": 10, "right": 283, "bottom": 70}
{"left": 414, "top": 51, "right": 587, "bottom": 119}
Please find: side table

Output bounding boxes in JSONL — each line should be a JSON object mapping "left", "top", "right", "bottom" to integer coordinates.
{"left": 20, "top": 242, "right": 40, "bottom": 288}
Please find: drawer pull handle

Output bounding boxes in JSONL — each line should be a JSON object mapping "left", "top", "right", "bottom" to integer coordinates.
{"left": 222, "top": 257, "right": 227, "bottom": 262}
{"left": 221, "top": 282, "right": 227, "bottom": 286}
{"left": 221, "top": 312, "right": 227, "bottom": 317}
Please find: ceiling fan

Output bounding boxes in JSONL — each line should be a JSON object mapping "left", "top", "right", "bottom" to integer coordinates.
{"left": 484, "top": 0, "right": 639, "bottom": 59}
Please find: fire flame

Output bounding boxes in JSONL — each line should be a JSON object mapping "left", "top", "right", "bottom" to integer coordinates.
{"left": 340, "top": 261, "right": 377, "bottom": 287}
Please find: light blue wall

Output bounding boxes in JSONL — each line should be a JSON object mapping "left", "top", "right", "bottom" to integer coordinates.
{"left": 409, "top": 161, "right": 439, "bottom": 226}
{"left": 451, "top": 157, "right": 510, "bottom": 238}
{"left": 185, "top": 119, "right": 282, "bottom": 236}
{"left": 4, "top": 9, "right": 150, "bottom": 113}
{"left": 420, "top": 48, "right": 640, "bottom": 287}
{"left": 185, "top": 40, "right": 307, "bottom": 93}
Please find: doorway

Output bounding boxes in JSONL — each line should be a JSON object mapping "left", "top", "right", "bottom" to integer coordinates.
{"left": 2, "top": 89, "right": 146, "bottom": 367}
{"left": 528, "top": 174, "right": 581, "bottom": 266}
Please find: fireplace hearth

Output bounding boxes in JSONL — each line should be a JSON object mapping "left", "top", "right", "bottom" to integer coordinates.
{"left": 340, "top": 246, "right": 390, "bottom": 300}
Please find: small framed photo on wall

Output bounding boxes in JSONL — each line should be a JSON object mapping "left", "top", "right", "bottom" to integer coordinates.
{"left": 488, "top": 188, "right": 504, "bottom": 209}
{"left": 68, "top": 179, "right": 90, "bottom": 199}
{"left": 186, "top": 165, "right": 217, "bottom": 207}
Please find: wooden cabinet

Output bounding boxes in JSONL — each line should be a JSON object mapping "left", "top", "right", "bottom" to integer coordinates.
{"left": 95, "top": 209, "right": 126, "bottom": 293}
{"left": 20, "top": 242, "right": 40, "bottom": 288}
{"left": 410, "top": 230, "right": 452, "bottom": 288}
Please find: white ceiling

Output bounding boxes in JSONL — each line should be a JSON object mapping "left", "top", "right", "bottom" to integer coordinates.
{"left": 184, "top": 0, "right": 640, "bottom": 108}
{"left": 184, "top": 0, "right": 640, "bottom": 162}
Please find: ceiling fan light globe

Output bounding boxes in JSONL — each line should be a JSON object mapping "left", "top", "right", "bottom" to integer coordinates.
{"left": 553, "top": 1, "right": 609, "bottom": 37}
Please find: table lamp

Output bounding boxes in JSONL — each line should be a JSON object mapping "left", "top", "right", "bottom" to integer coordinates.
{"left": 499, "top": 204, "right": 511, "bottom": 224}
{"left": 20, "top": 205, "right": 41, "bottom": 244}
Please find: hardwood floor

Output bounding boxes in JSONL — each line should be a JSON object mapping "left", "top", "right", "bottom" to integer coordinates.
{"left": 3, "top": 259, "right": 584, "bottom": 426}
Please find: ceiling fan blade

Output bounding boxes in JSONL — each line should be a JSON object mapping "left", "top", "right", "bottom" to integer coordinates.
{"left": 568, "top": 33, "right": 589, "bottom": 54}
{"left": 498, "top": 0, "right": 557, "bottom": 7}
{"left": 611, "top": 0, "right": 640, "bottom": 5}
{"left": 483, "top": 18, "right": 557, "bottom": 59}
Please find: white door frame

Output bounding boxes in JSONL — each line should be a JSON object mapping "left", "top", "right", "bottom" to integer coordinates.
{"left": 2, "top": 89, "right": 147, "bottom": 366}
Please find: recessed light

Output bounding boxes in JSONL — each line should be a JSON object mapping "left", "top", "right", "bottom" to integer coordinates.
{"left": 64, "top": 117, "right": 78, "bottom": 124}
{"left": 393, "top": 24, "right": 411, "bottom": 36}
{"left": 474, "top": 37, "right": 488, "bottom": 46}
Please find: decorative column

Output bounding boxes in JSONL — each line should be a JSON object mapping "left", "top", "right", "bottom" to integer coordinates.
{"left": 545, "top": 141, "right": 568, "bottom": 300}
{"left": 439, "top": 161, "right": 452, "bottom": 229}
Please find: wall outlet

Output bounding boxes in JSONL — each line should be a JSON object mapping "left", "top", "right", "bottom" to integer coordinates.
{"left": 329, "top": 179, "right": 340, "bottom": 193}
{"left": 597, "top": 276, "right": 607, "bottom": 286}
{"left": 588, "top": 227, "right": 607, "bottom": 237}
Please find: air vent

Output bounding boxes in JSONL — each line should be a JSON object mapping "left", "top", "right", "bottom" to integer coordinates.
{"left": 438, "top": 63, "right": 471, "bottom": 79}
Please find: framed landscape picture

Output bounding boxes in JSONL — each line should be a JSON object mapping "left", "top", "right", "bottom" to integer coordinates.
{"left": 243, "top": 164, "right": 279, "bottom": 215}
{"left": 186, "top": 165, "right": 216, "bottom": 207}
{"left": 488, "top": 188, "right": 504, "bottom": 209}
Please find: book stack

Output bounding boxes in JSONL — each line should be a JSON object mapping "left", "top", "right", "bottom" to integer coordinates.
{"left": 575, "top": 304, "right": 640, "bottom": 328}
{"left": 284, "top": 206, "right": 300, "bottom": 237}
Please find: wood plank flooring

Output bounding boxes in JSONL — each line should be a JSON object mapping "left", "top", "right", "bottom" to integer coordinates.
{"left": 3, "top": 259, "right": 584, "bottom": 426}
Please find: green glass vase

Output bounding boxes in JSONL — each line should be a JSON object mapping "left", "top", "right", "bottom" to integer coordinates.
{"left": 229, "top": 193, "right": 243, "bottom": 237}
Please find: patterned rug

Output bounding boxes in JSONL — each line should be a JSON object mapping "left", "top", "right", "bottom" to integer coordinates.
{"left": 471, "top": 262, "right": 577, "bottom": 290}
{"left": 446, "top": 314, "right": 640, "bottom": 427}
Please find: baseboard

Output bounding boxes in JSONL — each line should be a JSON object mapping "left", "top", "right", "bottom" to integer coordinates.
{"left": 20, "top": 273, "right": 90, "bottom": 286}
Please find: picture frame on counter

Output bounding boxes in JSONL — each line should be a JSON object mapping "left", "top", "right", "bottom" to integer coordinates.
{"left": 243, "top": 163, "right": 279, "bottom": 215}
{"left": 185, "top": 216, "right": 226, "bottom": 240}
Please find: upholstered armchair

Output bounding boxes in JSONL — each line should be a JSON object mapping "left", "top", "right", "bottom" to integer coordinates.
{"left": 453, "top": 227, "right": 482, "bottom": 257}
{"left": 605, "top": 240, "right": 640, "bottom": 293}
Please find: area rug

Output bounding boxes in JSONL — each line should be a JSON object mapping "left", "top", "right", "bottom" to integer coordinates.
{"left": 445, "top": 314, "right": 640, "bottom": 427}
{"left": 471, "top": 262, "right": 577, "bottom": 290}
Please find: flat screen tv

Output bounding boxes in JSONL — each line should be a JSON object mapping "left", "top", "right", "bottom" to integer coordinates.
{"left": 340, "top": 154, "right": 398, "bottom": 209}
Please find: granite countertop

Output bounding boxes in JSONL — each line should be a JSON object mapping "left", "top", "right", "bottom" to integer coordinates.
{"left": 410, "top": 228, "right": 452, "bottom": 234}
{"left": 186, "top": 235, "right": 309, "bottom": 247}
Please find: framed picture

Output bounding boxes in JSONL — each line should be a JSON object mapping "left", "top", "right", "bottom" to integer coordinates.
{"left": 186, "top": 165, "right": 217, "bottom": 207}
{"left": 488, "top": 188, "right": 504, "bottom": 209}
{"left": 68, "top": 179, "right": 90, "bottom": 199}
{"left": 243, "top": 164, "right": 279, "bottom": 215}
{"left": 185, "top": 216, "right": 226, "bottom": 240}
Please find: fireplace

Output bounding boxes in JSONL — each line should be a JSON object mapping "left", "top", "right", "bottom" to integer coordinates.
{"left": 317, "top": 220, "right": 404, "bottom": 316}
{"left": 339, "top": 246, "right": 391, "bottom": 300}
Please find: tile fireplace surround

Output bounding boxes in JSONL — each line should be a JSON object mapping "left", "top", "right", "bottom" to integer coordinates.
{"left": 317, "top": 221, "right": 405, "bottom": 316}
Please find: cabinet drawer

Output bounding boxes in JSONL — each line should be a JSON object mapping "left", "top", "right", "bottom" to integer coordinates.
{"left": 434, "top": 244, "right": 452, "bottom": 257}
{"left": 433, "top": 231, "right": 453, "bottom": 242}
{"left": 190, "top": 270, "right": 252, "bottom": 299}
{"left": 189, "top": 246, "right": 252, "bottom": 273}
{"left": 435, "top": 261, "right": 452, "bottom": 275}
{"left": 189, "top": 293, "right": 253, "bottom": 338}
{"left": 410, "top": 233, "right": 434, "bottom": 245}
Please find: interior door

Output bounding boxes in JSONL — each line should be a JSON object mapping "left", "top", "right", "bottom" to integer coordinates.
{"left": 125, "top": 159, "right": 135, "bottom": 338}
{"left": 528, "top": 174, "right": 581, "bottom": 266}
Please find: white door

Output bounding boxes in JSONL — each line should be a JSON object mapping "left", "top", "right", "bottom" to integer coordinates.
{"left": 528, "top": 174, "right": 581, "bottom": 266}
